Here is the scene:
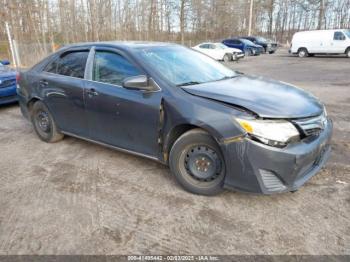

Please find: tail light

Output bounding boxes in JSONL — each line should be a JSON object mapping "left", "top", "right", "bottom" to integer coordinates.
{"left": 16, "top": 72, "right": 20, "bottom": 82}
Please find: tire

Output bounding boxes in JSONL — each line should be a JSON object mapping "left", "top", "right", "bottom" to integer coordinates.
{"left": 346, "top": 48, "right": 350, "bottom": 58}
{"left": 169, "top": 129, "right": 226, "bottom": 196}
{"left": 223, "top": 54, "right": 230, "bottom": 62}
{"left": 269, "top": 51, "right": 274, "bottom": 54}
{"left": 31, "top": 101, "right": 64, "bottom": 143}
{"left": 298, "top": 48, "right": 308, "bottom": 58}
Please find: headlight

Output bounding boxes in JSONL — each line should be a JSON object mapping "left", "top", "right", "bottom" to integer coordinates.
{"left": 236, "top": 118, "right": 300, "bottom": 148}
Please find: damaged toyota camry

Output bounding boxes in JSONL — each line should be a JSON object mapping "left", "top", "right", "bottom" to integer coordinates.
{"left": 17, "top": 42, "right": 332, "bottom": 195}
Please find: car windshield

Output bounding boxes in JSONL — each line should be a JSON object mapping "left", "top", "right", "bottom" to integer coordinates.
{"left": 137, "top": 45, "right": 236, "bottom": 86}
{"left": 344, "top": 30, "right": 350, "bottom": 38}
{"left": 215, "top": 43, "right": 228, "bottom": 49}
{"left": 240, "top": 39, "right": 255, "bottom": 45}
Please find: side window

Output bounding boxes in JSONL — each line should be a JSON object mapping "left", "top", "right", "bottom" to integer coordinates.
{"left": 45, "top": 51, "right": 89, "bottom": 78}
{"left": 209, "top": 44, "right": 216, "bottom": 49}
{"left": 232, "top": 40, "right": 240, "bottom": 45}
{"left": 93, "top": 51, "right": 141, "bottom": 86}
{"left": 199, "top": 44, "right": 209, "bottom": 49}
{"left": 56, "top": 51, "right": 89, "bottom": 78}
{"left": 334, "top": 32, "right": 345, "bottom": 40}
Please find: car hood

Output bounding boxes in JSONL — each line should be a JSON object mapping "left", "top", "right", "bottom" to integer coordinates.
{"left": 0, "top": 66, "right": 16, "bottom": 78}
{"left": 182, "top": 75, "right": 323, "bottom": 119}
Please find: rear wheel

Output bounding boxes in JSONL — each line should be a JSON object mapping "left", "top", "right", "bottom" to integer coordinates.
{"left": 31, "top": 101, "right": 64, "bottom": 143}
{"left": 169, "top": 129, "right": 226, "bottom": 196}
{"left": 298, "top": 48, "right": 308, "bottom": 58}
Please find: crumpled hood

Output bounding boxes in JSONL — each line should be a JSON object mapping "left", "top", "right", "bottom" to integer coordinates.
{"left": 182, "top": 75, "right": 323, "bottom": 118}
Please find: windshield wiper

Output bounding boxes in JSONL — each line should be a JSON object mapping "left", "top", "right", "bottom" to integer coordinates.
{"left": 176, "top": 81, "right": 201, "bottom": 87}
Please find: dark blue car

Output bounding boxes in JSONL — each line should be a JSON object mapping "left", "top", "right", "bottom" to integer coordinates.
{"left": 222, "top": 38, "right": 263, "bottom": 56}
{"left": 0, "top": 59, "right": 17, "bottom": 105}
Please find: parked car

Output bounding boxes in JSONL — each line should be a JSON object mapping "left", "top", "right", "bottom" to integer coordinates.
{"left": 192, "top": 42, "right": 244, "bottom": 61}
{"left": 240, "top": 36, "right": 278, "bottom": 54}
{"left": 17, "top": 42, "right": 332, "bottom": 195}
{"left": 0, "top": 59, "right": 17, "bottom": 105}
{"left": 290, "top": 29, "right": 350, "bottom": 57}
{"left": 222, "top": 38, "right": 263, "bottom": 56}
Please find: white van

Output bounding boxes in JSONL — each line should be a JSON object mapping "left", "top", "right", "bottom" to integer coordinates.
{"left": 290, "top": 29, "right": 350, "bottom": 58}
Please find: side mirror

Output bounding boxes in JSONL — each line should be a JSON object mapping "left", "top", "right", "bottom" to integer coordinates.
{"left": 122, "top": 75, "right": 159, "bottom": 92}
{"left": 0, "top": 59, "right": 10, "bottom": 65}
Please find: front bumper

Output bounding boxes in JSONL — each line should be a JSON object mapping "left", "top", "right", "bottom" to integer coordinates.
{"left": 233, "top": 52, "right": 245, "bottom": 60}
{"left": 0, "top": 84, "right": 18, "bottom": 105}
{"left": 222, "top": 118, "right": 333, "bottom": 194}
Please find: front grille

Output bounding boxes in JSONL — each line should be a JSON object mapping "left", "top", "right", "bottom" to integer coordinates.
{"left": 293, "top": 112, "right": 327, "bottom": 137}
{"left": 0, "top": 78, "right": 16, "bottom": 89}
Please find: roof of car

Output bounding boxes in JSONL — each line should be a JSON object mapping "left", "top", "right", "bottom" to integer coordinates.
{"left": 61, "top": 41, "right": 176, "bottom": 51}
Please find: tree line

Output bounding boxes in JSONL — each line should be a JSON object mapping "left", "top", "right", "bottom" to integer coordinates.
{"left": 1, "top": 0, "right": 349, "bottom": 51}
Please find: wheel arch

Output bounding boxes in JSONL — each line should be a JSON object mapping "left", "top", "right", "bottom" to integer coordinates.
{"left": 297, "top": 47, "right": 308, "bottom": 53}
{"left": 163, "top": 123, "right": 220, "bottom": 163}
{"left": 27, "top": 96, "right": 42, "bottom": 115}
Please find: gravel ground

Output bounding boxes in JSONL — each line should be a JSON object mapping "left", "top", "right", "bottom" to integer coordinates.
{"left": 0, "top": 49, "right": 349, "bottom": 255}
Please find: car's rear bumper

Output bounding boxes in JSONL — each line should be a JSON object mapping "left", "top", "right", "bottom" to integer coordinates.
{"left": 222, "top": 118, "right": 333, "bottom": 194}
{"left": 0, "top": 84, "right": 18, "bottom": 105}
{"left": 267, "top": 45, "right": 278, "bottom": 53}
{"left": 17, "top": 92, "right": 31, "bottom": 120}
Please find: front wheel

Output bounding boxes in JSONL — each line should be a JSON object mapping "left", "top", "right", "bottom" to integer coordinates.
{"left": 169, "top": 129, "right": 226, "bottom": 196}
{"left": 346, "top": 48, "right": 350, "bottom": 58}
{"left": 31, "top": 101, "right": 64, "bottom": 143}
{"left": 223, "top": 54, "right": 230, "bottom": 62}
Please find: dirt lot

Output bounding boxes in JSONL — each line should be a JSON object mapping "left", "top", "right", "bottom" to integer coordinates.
{"left": 0, "top": 49, "right": 349, "bottom": 255}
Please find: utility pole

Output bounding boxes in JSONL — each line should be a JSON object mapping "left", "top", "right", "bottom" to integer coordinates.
{"left": 5, "top": 22, "right": 17, "bottom": 68}
{"left": 248, "top": 0, "right": 254, "bottom": 36}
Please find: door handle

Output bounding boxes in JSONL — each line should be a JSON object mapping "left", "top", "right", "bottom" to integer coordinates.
{"left": 39, "top": 80, "right": 48, "bottom": 87}
{"left": 87, "top": 88, "right": 98, "bottom": 97}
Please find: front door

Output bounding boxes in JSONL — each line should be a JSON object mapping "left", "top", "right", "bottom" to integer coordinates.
{"left": 331, "top": 31, "right": 347, "bottom": 53}
{"left": 84, "top": 48, "right": 162, "bottom": 157}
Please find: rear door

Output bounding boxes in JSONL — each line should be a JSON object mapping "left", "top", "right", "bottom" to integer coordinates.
{"left": 84, "top": 47, "right": 162, "bottom": 157}
{"left": 40, "top": 49, "right": 90, "bottom": 136}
